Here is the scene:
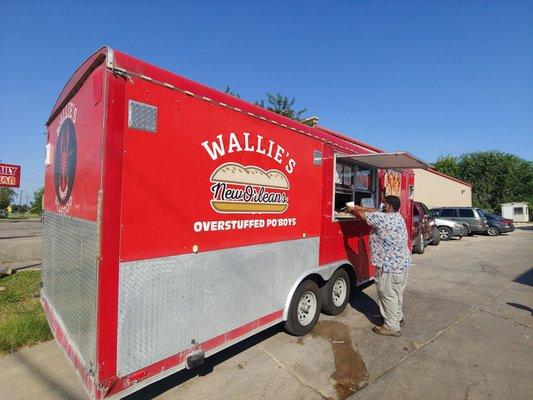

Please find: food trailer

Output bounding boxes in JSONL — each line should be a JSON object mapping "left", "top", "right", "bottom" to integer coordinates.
{"left": 41, "top": 47, "right": 428, "bottom": 399}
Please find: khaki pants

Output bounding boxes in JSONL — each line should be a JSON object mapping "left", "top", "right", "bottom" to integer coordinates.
{"left": 374, "top": 267, "right": 409, "bottom": 331}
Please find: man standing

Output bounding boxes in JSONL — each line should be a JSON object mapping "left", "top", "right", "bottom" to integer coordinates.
{"left": 348, "top": 195, "right": 411, "bottom": 336}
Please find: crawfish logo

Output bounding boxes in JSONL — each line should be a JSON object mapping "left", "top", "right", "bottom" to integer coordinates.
{"left": 54, "top": 118, "right": 77, "bottom": 212}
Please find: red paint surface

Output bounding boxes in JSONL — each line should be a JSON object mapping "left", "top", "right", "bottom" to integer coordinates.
{"left": 44, "top": 64, "right": 105, "bottom": 221}
{"left": 119, "top": 77, "right": 323, "bottom": 261}
{"left": 0, "top": 163, "right": 21, "bottom": 188}
{"left": 96, "top": 70, "right": 125, "bottom": 384}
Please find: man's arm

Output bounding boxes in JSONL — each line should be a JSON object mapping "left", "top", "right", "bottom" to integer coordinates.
{"left": 348, "top": 205, "right": 378, "bottom": 221}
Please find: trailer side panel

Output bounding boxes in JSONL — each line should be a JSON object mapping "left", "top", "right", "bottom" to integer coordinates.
{"left": 115, "top": 76, "right": 324, "bottom": 376}
{"left": 42, "top": 62, "right": 107, "bottom": 396}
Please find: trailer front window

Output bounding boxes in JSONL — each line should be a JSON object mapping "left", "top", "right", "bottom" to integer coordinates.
{"left": 333, "top": 157, "right": 377, "bottom": 219}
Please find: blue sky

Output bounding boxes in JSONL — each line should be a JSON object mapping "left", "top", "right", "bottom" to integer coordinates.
{"left": 1, "top": 0, "right": 532, "bottom": 203}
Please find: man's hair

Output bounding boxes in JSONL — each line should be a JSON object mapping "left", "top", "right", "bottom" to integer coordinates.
{"left": 385, "top": 195, "right": 401, "bottom": 212}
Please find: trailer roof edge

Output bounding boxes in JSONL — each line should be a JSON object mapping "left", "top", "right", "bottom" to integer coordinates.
{"left": 107, "top": 49, "right": 383, "bottom": 155}
{"left": 46, "top": 46, "right": 112, "bottom": 126}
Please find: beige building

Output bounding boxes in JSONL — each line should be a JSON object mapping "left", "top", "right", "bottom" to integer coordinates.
{"left": 413, "top": 168, "right": 472, "bottom": 208}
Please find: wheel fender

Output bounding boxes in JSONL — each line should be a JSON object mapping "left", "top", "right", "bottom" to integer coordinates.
{"left": 282, "top": 260, "right": 352, "bottom": 321}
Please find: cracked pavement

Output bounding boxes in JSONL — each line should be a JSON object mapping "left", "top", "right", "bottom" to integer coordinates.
{"left": 0, "top": 225, "right": 531, "bottom": 400}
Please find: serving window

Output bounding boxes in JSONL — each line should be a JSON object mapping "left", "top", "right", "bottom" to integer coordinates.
{"left": 333, "top": 155, "right": 378, "bottom": 219}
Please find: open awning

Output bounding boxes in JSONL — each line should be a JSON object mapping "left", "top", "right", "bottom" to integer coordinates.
{"left": 337, "top": 151, "right": 430, "bottom": 169}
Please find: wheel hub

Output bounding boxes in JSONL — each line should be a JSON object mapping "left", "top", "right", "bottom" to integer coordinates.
{"left": 332, "top": 278, "right": 347, "bottom": 306}
{"left": 297, "top": 291, "right": 317, "bottom": 326}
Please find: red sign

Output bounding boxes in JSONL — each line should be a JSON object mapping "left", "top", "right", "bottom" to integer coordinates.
{"left": 0, "top": 163, "right": 21, "bottom": 188}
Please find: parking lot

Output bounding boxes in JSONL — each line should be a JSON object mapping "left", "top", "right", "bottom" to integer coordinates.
{"left": 0, "top": 222, "right": 531, "bottom": 400}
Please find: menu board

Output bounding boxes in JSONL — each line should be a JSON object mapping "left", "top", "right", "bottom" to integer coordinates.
{"left": 355, "top": 170, "right": 371, "bottom": 191}
{"left": 335, "top": 163, "right": 354, "bottom": 188}
{"left": 343, "top": 166, "right": 352, "bottom": 186}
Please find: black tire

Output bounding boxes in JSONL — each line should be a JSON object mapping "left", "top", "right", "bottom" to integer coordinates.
{"left": 463, "top": 224, "right": 472, "bottom": 236}
{"left": 285, "top": 280, "right": 321, "bottom": 336}
{"left": 438, "top": 226, "right": 452, "bottom": 241}
{"left": 429, "top": 227, "right": 440, "bottom": 246}
{"left": 321, "top": 269, "right": 351, "bottom": 316}
{"left": 487, "top": 226, "right": 500, "bottom": 236}
{"left": 413, "top": 232, "right": 425, "bottom": 254}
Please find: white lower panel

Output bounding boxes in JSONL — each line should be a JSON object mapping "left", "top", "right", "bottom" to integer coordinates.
{"left": 117, "top": 237, "right": 319, "bottom": 376}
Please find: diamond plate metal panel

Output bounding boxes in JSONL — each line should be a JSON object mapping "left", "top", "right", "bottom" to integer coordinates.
{"left": 42, "top": 212, "right": 98, "bottom": 370}
{"left": 117, "top": 237, "right": 319, "bottom": 376}
{"left": 128, "top": 100, "right": 157, "bottom": 132}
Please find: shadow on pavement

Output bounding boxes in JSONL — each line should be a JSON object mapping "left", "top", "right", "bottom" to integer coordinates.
{"left": 126, "top": 285, "right": 381, "bottom": 399}
{"left": 124, "top": 324, "right": 283, "bottom": 400}
{"left": 0, "top": 234, "right": 42, "bottom": 240}
{"left": 506, "top": 302, "right": 533, "bottom": 316}
{"left": 348, "top": 282, "right": 381, "bottom": 325}
{"left": 11, "top": 350, "right": 82, "bottom": 400}
{"left": 513, "top": 268, "right": 533, "bottom": 287}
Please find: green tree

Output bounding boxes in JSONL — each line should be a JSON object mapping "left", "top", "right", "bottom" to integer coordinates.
{"left": 223, "top": 85, "right": 241, "bottom": 98}
{"left": 31, "top": 187, "right": 44, "bottom": 215}
{"left": 222, "top": 86, "right": 313, "bottom": 125}
{"left": 257, "top": 93, "right": 308, "bottom": 122}
{"left": 433, "top": 155, "right": 460, "bottom": 178}
{"left": 0, "top": 187, "right": 15, "bottom": 210}
{"left": 433, "top": 151, "right": 533, "bottom": 213}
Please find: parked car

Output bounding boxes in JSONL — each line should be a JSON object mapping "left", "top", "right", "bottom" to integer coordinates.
{"left": 412, "top": 201, "right": 440, "bottom": 254}
{"left": 0, "top": 209, "right": 7, "bottom": 219}
{"left": 478, "top": 211, "right": 515, "bottom": 236}
{"left": 430, "top": 207, "right": 489, "bottom": 235}
{"left": 434, "top": 217, "right": 467, "bottom": 240}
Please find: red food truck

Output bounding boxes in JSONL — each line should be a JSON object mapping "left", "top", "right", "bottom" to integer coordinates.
{"left": 41, "top": 47, "right": 428, "bottom": 399}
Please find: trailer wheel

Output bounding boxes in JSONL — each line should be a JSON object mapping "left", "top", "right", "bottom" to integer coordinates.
{"left": 320, "top": 268, "right": 351, "bottom": 316}
{"left": 285, "top": 280, "right": 321, "bottom": 336}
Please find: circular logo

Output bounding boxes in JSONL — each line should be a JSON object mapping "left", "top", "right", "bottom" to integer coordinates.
{"left": 54, "top": 118, "right": 77, "bottom": 205}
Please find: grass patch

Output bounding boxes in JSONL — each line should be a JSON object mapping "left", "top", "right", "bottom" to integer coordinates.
{"left": 0, "top": 271, "right": 52, "bottom": 355}
{"left": 6, "top": 213, "right": 40, "bottom": 220}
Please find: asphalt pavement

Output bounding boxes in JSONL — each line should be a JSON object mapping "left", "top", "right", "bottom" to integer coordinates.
{"left": 0, "top": 219, "right": 42, "bottom": 274}
{"left": 0, "top": 224, "right": 531, "bottom": 400}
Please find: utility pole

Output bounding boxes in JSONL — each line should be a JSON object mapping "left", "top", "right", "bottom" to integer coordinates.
{"left": 19, "top": 189, "right": 23, "bottom": 206}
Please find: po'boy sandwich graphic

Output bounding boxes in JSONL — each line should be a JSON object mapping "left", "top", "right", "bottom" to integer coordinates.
{"left": 209, "top": 162, "right": 290, "bottom": 213}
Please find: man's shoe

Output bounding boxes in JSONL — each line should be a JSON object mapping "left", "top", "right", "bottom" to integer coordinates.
{"left": 378, "top": 316, "right": 405, "bottom": 327}
{"left": 372, "top": 325, "right": 402, "bottom": 337}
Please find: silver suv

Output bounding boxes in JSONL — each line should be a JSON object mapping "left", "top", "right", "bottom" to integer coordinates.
{"left": 434, "top": 217, "right": 467, "bottom": 240}
{"left": 430, "top": 207, "right": 489, "bottom": 235}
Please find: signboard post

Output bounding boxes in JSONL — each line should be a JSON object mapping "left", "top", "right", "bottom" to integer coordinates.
{"left": 0, "top": 163, "right": 21, "bottom": 188}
